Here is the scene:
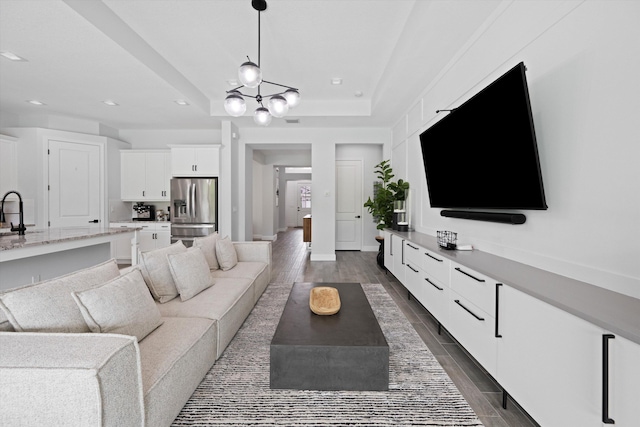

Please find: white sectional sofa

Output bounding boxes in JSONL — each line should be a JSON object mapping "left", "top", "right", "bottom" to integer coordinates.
{"left": 0, "top": 235, "right": 271, "bottom": 427}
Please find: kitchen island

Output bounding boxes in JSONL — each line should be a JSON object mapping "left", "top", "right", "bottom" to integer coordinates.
{"left": 0, "top": 226, "right": 138, "bottom": 290}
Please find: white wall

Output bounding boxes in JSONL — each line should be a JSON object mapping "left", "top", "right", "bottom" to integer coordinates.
{"left": 391, "top": 1, "right": 640, "bottom": 298}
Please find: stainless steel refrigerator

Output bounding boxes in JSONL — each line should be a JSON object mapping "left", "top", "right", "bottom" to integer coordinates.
{"left": 170, "top": 177, "right": 217, "bottom": 247}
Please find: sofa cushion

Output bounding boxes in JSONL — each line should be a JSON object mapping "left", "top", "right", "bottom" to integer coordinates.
{"left": 167, "top": 247, "right": 214, "bottom": 301}
{"left": 139, "top": 241, "right": 186, "bottom": 303}
{"left": 0, "top": 259, "right": 121, "bottom": 332}
{"left": 211, "top": 261, "right": 269, "bottom": 304}
{"left": 156, "top": 277, "right": 254, "bottom": 359}
{"left": 216, "top": 236, "right": 238, "bottom": 271}
{"left": 138, "top": 316, "right": 217, "bottom": 427}
{"left": 72, "top": 269, "right": 163, "bottom": 342}
{"left": 192, "top": 232, "right": 220, "bottom": 270}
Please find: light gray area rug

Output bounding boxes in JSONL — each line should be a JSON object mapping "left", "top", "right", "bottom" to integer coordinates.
{"left": 172, "top": 282, "right": 483, "bottom": 426}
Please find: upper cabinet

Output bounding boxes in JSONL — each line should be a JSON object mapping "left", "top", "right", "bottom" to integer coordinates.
{"left": 170, "top": 145, "right": 219, "bottom": 177}
{"left": 121, "top": 150, "right": 171, "bottom": 201}
{"left": 0, "top": 135, "right": 19, "bottom": 200}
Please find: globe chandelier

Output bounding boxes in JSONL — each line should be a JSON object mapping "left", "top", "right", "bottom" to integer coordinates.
{"left": 224, "top": 0, "right": 300, "bottom": 126}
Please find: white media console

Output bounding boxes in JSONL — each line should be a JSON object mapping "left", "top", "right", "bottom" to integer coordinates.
{"left": 384, "top": 229, "right": 640, "bottom": 427}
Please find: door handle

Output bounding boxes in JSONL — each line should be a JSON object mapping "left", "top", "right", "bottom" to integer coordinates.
{"left": 88, "top": 219, "right": 99, "bottom": 223}
{"left": 355, "top": 215, "right": 361, "bottom": 218}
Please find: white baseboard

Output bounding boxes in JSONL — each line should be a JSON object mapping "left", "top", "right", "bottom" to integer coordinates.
{"left": 261, "top": 234, "right": 278, "bottom": 241}
{"left": 362, "top": 245, "right": 378, "bottom": 252}
{"left": 253, "top": 234, "right": 262, "bottom": 240}
{"left": 310, "top": 253, "right": 336, "bottom": 261}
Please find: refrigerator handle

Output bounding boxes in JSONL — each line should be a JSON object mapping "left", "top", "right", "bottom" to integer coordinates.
{"left": 191, "top": 183, "right": 196, "bottom": 220}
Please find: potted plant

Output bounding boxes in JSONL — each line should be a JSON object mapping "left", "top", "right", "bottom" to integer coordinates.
{"left": 363, "top": 160, "right": 410, "bottom": 230}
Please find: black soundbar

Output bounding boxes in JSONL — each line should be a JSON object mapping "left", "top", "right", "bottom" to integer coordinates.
{"left": 440, "top": 210, "right": 526, "bottom": 224}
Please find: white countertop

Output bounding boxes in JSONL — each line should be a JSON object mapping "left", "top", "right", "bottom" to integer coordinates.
{"left": 0, "top": 226, "right": 138, "bottom": 261}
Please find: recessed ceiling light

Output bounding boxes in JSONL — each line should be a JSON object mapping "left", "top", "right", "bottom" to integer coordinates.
{"left": 174, "top": 99, "right": 190, "bottom": 106}
{"left": 331, "top": 78, "right": 343, "bottom": 85}
{"left": 26, "top": 100, "right": 45, "bottom": 106}
{"left": 354, "top": 91, "right": 363, "bottom": 97}
{"left": 102, "top": 100, "right": 119, "bottom": 106}
{"left": 1, "top": 51, "right": 28, "bottom": 61}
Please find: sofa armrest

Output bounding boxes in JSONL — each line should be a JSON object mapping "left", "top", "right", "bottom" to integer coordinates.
{"left": 0, "top": 332, "right": 144, "bottom": 427}
{"left": 233, "top": 241, "right": 272, "bottom": 265}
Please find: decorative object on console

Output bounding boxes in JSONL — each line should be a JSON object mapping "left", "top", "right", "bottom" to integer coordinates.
{"left": 364, "top": 160, "right": 410, "bottom": 230}
{"left": 309, "top": 286, "right": 341, "bottom": 315}
{"left": 223, "top": 0, "right": 301, "bottom": 126}
{"left": 437, "top": 230, "right": 457, "bottom": 250}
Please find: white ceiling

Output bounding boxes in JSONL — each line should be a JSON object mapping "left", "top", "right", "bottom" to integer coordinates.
{"left": 0, "top": 0, "right": 502, "bottom": 130}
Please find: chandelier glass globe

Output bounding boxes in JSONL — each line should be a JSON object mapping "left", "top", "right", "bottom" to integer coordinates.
{"left": 238, "top": 61, "right": 262, "bottom": 88}
{"left": 224, "top": 90, "right": 246, "bottom": 117}
{"left": 267, "top": 95, "right": 289, "bottom": 118}
{"left": 283, "top": 88, "right": 300, "bottom": 108}
{"left": 254, "top": 107, "right": 272, "bottom": 126}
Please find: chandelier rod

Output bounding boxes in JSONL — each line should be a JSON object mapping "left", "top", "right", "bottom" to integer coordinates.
{"left": 257, "top": 7, "right": 261, "bottom": 68}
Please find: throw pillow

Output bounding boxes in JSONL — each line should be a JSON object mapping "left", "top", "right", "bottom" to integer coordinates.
{"left": 0, "top": 259, "right": 121, "bottom": 332}
{"left": 138, "top": 241, "right": 187, "bottom": 303}
{"left": 167, "top": 247, "right": 214, "bottom": 301}
{"left": 193, "top": 232, "right": 220, "bottom": 270}
{"left": 72, "top": 269, "right": 163, "bottom": 342}
{"left": 216, "top": 236, "right": 238, "bottom": 271}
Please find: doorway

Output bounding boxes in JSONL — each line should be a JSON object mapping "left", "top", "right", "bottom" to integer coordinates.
{"left": 296, "top": 182, "right": 311, "bottom": 227}
{"left": 48, "top": 139, "right": 102, "bottom": 227}
{"left": 335, "top": 160, "right": 362, "bottom": 250}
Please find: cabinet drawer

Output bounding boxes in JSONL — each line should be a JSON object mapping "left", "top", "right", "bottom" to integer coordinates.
{"left": 421, "top": 248, "right": 450, "bottom": 285}
{"left": 448, "top": 291, "right": 497, "bottom": 376}
{"left": 404, "top": 241, "right": 423, "bottom": 266}
{"left": 404, "top": 261, "right": 422, "bottom": 296}
{"left": 420, "top": 273, "right": 449, "bottom": 326}
{"left": 451, "top": 261, "right": 496, "bottom": 315}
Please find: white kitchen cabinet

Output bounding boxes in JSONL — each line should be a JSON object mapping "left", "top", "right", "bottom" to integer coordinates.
{"left": 171, "top": 145, "right": 219, "bottom": 177}
{"left": 383, "top": 231, "right": 394, "bottom": 274}
{"left": 137, "top": 222, "right": 171, "bottom": 253}
{"left": 606, "top": 334, "right": 640, "bottom": 425}
{"left": 0, "top": 135, "right": 18, "bottom": 200}
{"left": 497, "top": 285, "right": 602, "bottom": 427}
{"left": 109, "top": 222, "right": 136, "bottom": 263}
{"left": 121, "top": 151, "right": 171, "bottom": 201}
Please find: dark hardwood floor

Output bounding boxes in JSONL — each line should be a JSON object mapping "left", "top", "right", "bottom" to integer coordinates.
{"left": 270, "top": 227, "right": 539, "bottom": 427}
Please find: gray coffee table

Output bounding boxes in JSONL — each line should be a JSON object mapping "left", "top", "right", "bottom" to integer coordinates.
{"left": 270, "top": 282, "right": 389, "bottom": 391}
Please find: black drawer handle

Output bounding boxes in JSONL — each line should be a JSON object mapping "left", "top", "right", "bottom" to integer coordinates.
{"left": 425, "top": 278, "right": 443, "bottom": 291}
{"left": 425, "top": 252, "right": 443, "bottom": 262}
{"left": 455, "top": 267, "right": 485, "bottom": 282}
{"left": 407, "top": 264, "right": 419, "bottom": 273}
{"left": 602, "top": 334, "right": 615, "bottom": 424}
{"left": 407, "top": 243, "right": 419, "bottom": 250}
{"left": 454, "top": 300, "right": 485, "bottom": 321}
{"left": 495, "top": 283, "right": 503, "bottom": 338}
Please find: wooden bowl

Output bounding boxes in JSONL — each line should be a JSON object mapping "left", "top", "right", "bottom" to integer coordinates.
{"left": 309, "top": 286, "right": 341, "bottom": 315}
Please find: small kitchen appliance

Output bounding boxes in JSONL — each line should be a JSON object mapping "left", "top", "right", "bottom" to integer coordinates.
{"left": 133, "top": 203, "right": 156, "bottom": 221}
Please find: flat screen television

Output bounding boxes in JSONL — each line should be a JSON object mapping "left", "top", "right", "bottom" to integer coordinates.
{"left": 419, "top": 62, "right": 547, "bottom": 211}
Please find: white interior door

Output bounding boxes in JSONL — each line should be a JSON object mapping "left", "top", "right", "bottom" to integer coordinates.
{"left": 335, "top": 160, "right": 362, "bottom": 250}
{"left": 296, "top": 182, "right": 311, "bottom": 227}
{"left": 49, "top": 140, "right": 101, "bottom": 227}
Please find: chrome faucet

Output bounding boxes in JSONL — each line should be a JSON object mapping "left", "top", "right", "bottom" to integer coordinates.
{"left": 1, "top": 191, "right": 26, "bottom": 235}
